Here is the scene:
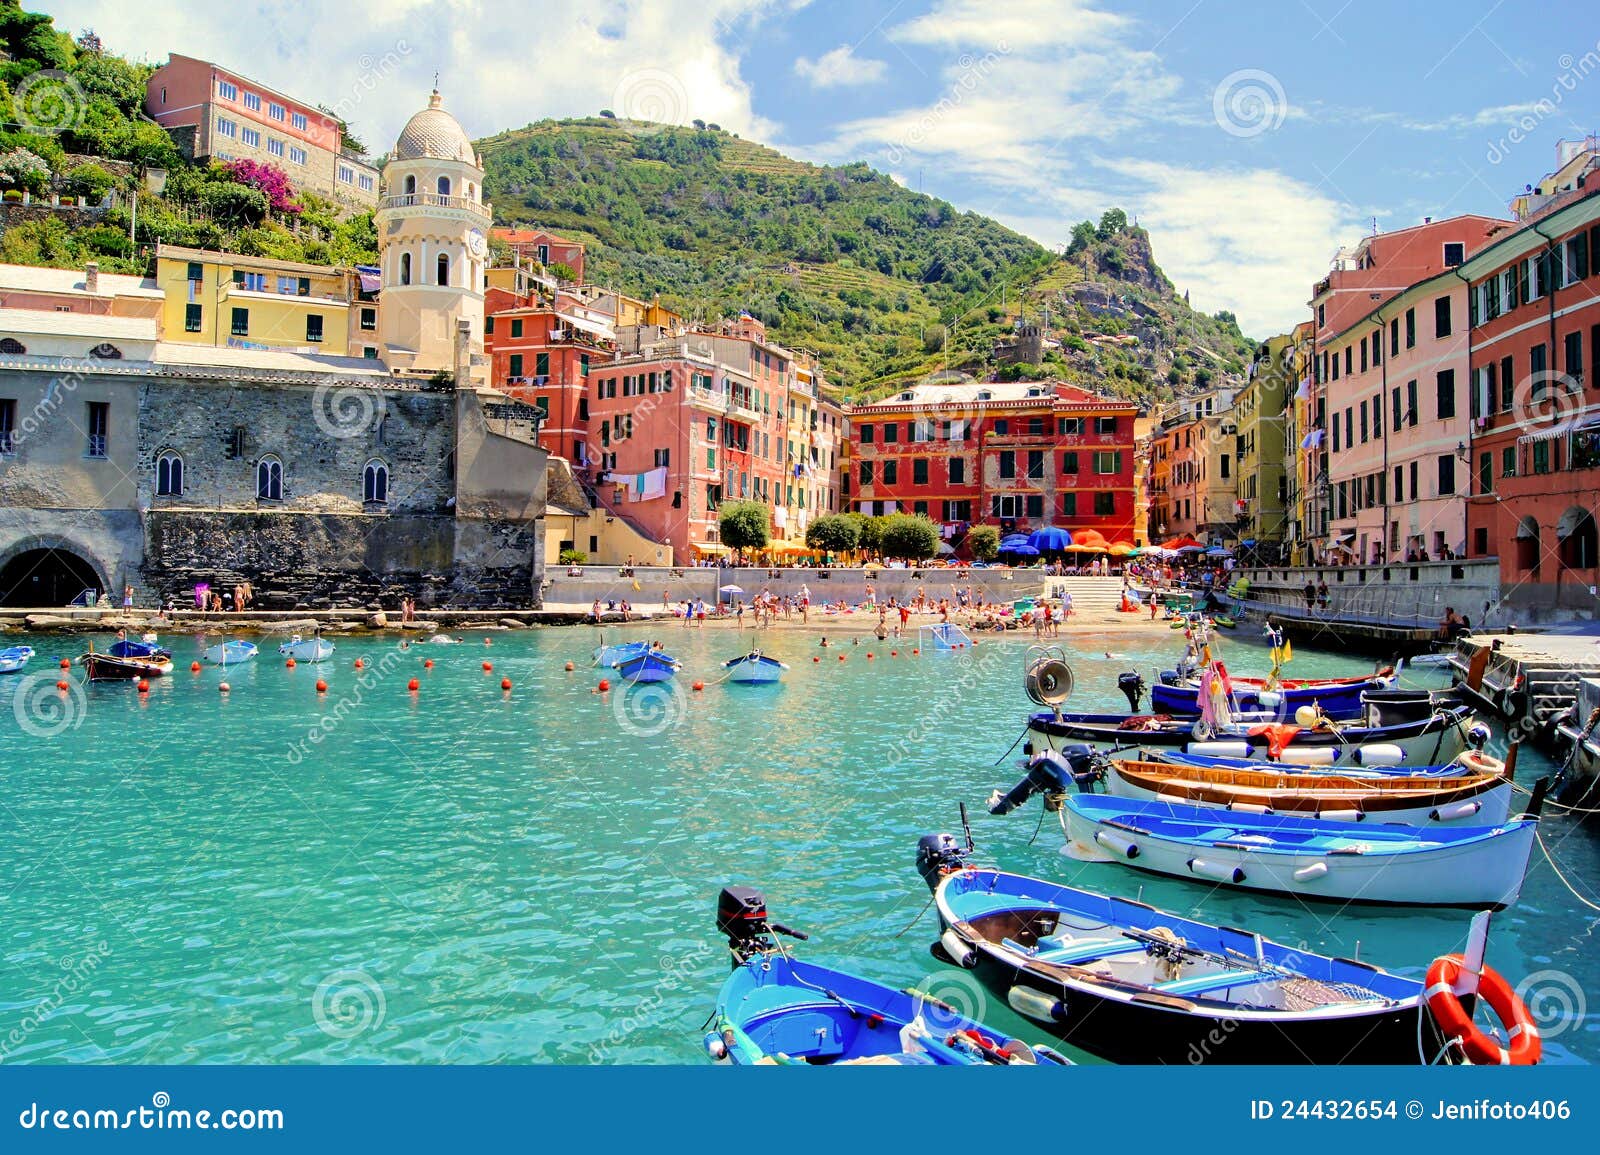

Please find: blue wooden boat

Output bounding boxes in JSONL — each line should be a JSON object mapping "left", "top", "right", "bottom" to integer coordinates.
{"left": 109, "top": 637, "right": 170, "bottom": 660}
{"left": 0, "top": 645, "right": 36, "bottom": 674}
{"left": 615, "top": 649, "right": 680, "bottom": 683}
{"left": 593, "top": 639, "right": 652, "bottom": 668}
{"left": 1061, "top": 791, "right": 1541, "bottom": 908}
{"left": 1151, "top": 675, "right": 1380, "bottom": 719}
{"left": 915, "top": 834, "right": 1538, "bottom": 1064}
{"left": 706, "top": 887, "right": 1070, "bottom": 1066}
{"left": 202, "top": 640, "right": 258, "bottom": 666}
{"left": 721, "top": 651, "right": 787, "bottom": 684}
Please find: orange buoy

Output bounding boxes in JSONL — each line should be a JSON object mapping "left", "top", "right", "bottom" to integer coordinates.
{"left": 812, "top": 656, "right": 820, "bottom": 663}
{"left": 912, "top": 648, "right": 920, "bottom": 655}
{"left": 315, "top": 679, "right": 328, "bottom": 693}
{"left": 501, "top": 677, "right": 512, "bottom": 691}
{"left": 838, "top": 654, "right": 846, "bottom": 661}
{"left": 866, "top": 653, "right": 874, "bottom": 659}
{"left": 218, "top": 682, "right": 230, "bottom": 693}
{"left": 56, "top": 680, "right": 69, "bottom": 691}
{"left": 354, "top": 658, "right": 364, "bottom": 670}
{"left": 407, "top": 678, "right": 420, "bottom": 692}
{"left": 891, "top": 651, "right": 898, "bottom": 657}
{"left": 424, "top": 659, "right": 434, "bottom": 669}
{"left": 482, "top": 661, "right": 493, "bottom": 672}
{"left": 286, "top": 657, "right": 296, "bottom": 669}
{"left": 137, "top": 679, "right": 150, "bottom": 693}
{"left": 597, "top": 678, "right": 611, "bottom": 692}
{"left": 190, "top": 661, "right": 201, "bottom": 673}
{"left": 692, "top": 681, "right": 705, "bottom": 691}
{"left": 564, "top": 661, "right": 575, "bottom": 672}
{"left": 59, "top": 658, "right": 71, "bottom": 669}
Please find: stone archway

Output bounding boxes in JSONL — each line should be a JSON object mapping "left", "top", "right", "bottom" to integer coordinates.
{"left": 0, "top": 537, "right": 110, "bottom": 608}
{"left": 1557, "top": 506, "right": 1597, "bottom": 569}
{"left": 1515, "top": 515, "right": 1541, "bottom": 575}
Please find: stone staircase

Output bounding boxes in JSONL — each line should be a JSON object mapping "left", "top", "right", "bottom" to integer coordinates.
{"left": 1033, "top": 575, "right": 1132, "bottom": 617}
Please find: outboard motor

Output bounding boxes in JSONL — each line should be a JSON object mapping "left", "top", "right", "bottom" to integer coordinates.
{"left": 987, "top": 746, "right": 1100, "bottom": 815}
{"left": 1118, "top": 670, "right": 1146, "bottom": 712}
{"left": 916, "top": 833, "right": 970, "bottom": 891}
{"left": 717, "top": 885, "right": 807, "bottom": 967}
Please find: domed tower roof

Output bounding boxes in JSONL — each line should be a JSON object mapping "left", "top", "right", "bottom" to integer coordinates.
{"left": 393, "top": 90, "right": 477, "bottom": 166}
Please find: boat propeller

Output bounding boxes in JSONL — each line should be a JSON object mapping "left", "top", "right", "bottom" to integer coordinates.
{"left": 988, "top": 746, "right": 1103, "bottom": 816}
{"left": 717, "top": 885, "right": 809, "bottom": 967}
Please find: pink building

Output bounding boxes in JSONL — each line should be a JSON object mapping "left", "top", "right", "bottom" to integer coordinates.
{"left": 145, "top": 54, "right": 377, "bottom": 207}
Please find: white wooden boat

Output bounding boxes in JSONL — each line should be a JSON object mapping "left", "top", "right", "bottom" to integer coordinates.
{"left": 203, "top": 640, "right": 258, "bottom": 666}
{"left": 278, "top": 634, "right": 334, "bottom": 662}
{"left": 1063, "top": 792, "right": 1543, "bottom": 908}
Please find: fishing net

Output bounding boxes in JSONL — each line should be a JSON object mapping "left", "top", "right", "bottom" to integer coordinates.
{"left": 1280, "top": 977, "right": 1383, "bottom": 1009}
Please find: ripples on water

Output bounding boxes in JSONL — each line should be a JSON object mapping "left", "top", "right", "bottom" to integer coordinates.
{"left": 1, "top": 625, "right": 1595, "bottom": 1064}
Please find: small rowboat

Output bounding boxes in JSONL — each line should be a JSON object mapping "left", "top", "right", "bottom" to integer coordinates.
{"left": 615, "top": 649, "right": 680, "bottom": 683}
{"left": 1062, "top": 791, "right": 1543, "bottom": 908}
{"left": 1101, "top": 757, "right": 1516, "bottom": 826}
{"left": 279, "top": 635, "right": 334, "bottom": 663}
{"left": 706, "top": 887, "right": 1070, "bottom": 1067}
{"left": 917, "top": 836, "right": 1535, "bottom": 1064}
{"left": 0, "top": 645, "right": 36, "bottom": 674}
{"left": 80, "top": 648, "right": 172, "bottom": 681}
{"left": 1151, "top": 675, "right": 1387, "bottom": 719}
{"left": 721, "top": 651, "right": 788, "bottom": 684}
{"left": 593, "top": 639, "right": 652, "bottom": 668}
{"left": 203, "top": 640, "right": 258, "bottom": 666}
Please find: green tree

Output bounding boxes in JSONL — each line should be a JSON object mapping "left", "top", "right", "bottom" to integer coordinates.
{"left": 59, "top": 161, "right": 112, "bottom": 200}
{"left": 0, "top": 145, "right": 50, "bottom": 192}
{"left": 717, "top": 500, "right": 770, "bottom": 558}
{"left": 1067, "top": 219, "right": 1097, "bottom": 254}
{"left": 965, "top": 524, "right": 1000, "bottom": 561}
{"left": 1097, "top": 207, "right": 1128, "bottom": 238}
{"left": 879, "top": 513, "right": 940, "bottom": 561}
{"left": 847, "top": 512, "right": 887, "bottom": 557}
{"left": 804, "top": 512, "right": 859, "bottom": 554}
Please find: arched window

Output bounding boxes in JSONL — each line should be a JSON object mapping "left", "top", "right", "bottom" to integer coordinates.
{"left": 363, "top": 459, "right": 389, "bottom": 504}
{"left": 467, "top": 182, "right": 475, "bottom": 201}
{"left": 257, "top": 455, "right": 282, "bottom": 501}
{"left": 0, "top": 338, "right": 25, "bottom": 354}
{"left": 399, "top": 252, "right": 411, "bottom": 285}
{"left": 437, "top": 175, "right": 451, "bottom": 197}
{"left": 436, "top": 253, "right": 449, "bottom": 286}
{"left": 88, "top": 343, "right": 122, "bottom": 359}
{"left": 156, "top": 451, "right": 183, "bottom": 496}
{"left": 403, "top": 174, "right": 416, "bottom": 196}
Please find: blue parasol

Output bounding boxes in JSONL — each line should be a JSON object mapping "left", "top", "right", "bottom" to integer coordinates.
{"left": 1028, "top": 526, "right": 1074, "bottom": 552}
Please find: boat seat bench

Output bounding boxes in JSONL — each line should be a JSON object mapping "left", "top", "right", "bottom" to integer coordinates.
{"left": 1004, "top": 936, "right": 1150, "bottom": 966}
{"left": 1153, "top": 969, "right": 1276, "bottom": 996}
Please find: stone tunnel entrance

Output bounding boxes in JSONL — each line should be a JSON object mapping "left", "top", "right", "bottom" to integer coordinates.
{"left": 0, "top": 546, "right": 104, "bottom": 608}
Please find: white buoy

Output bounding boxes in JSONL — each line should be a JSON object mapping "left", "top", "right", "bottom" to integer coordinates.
{"left": 1007, "top": 985, "right": 1066, "bottom": 1023}
{"left": 1094, "top": 829, "right": 1140, "bottom": 859}
{"left": 1430, "top": 800, "right": 1482, "bottom": 822}
{"left": 1186, "top": 857, "right": 1246, "bottom": 884}
{"left": 939, "top": 928, "right": 977, "bottom": 969}
{"left": 1186, "top": 740, "right": 1251, "bottom": 758}
{"left": 1353, "top": 743, "right": 1405, "bottom": 766}
{"left": 1315, "top": 807, "right": 1363, "bottom": 823}
{"left": 1292, "top": 861, "right": 1330, "bottom": 882}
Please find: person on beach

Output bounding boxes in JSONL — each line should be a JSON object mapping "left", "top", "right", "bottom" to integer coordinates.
{"left": 1317, "top": 580, "right": 1329, "bottom": 610}
{"left": 122, "top": 584, "right": 134, "bottom": 609}
{"left": 591, "top": 599, "right": 602, "bottom": 623}
{"left": 897, "top": 605, "right": 910, "bottom": 637}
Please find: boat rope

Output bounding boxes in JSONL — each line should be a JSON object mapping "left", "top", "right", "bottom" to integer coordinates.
{"left": 1025, "top": 798, "right": 1049, "bottom": 846}
{"left": 1415, "top": 1000, "right": 1464, "bottom": 1066}
{"left": 994, "top": 724, "right": 1030, "bottom": 766}
{"left": 1507, "top": 777, "right": 1600, "bottom": 815}
{"left": 890, "top": 892, "right": 937, "bottom": 938}
{"left": 1536, "top": 829, "right": 1600, "bottom": 914}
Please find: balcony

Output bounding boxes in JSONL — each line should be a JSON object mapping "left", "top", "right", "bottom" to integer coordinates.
{"left": 377, "top": 192, "right": 491, "bottom": 216}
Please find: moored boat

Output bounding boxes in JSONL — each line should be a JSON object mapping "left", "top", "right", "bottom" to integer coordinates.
{"left": 705, "top": 887, "right": 1071, "bottom": 1066}
{"left": 202, "top": 640, "right": 258, "bottom": 666}
{"left": 1060, "top": 791, "right": 1542, "bottom": 908}
{"left": 0, "top": 644, "right": 36, "bottom": 674}
{"left": 615, "top": 648, "right": 681, "bottom": 683}
{"left": 721, "top": 651, "right": 787, "bottom": 684}
{"left": 80, "top": 645, "right": 173, "bottom": 681}
{"left": 916, "top": 834, "right": 1542, "bottom": 1064}
{"left": 279, "top": 634, "right": 334, "bottom": 663}
{"left": 1150, "top": 674, "right": 1386, "bottom": 719}
{"left": 593, "top": 639, "right": 652, "bottom": 668}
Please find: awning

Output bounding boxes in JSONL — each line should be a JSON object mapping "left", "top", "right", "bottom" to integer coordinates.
{"left": 693, "top": 541, "right": 730, "bottom": 554}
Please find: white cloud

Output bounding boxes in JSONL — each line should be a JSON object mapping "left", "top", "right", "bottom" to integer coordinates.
{"left": 794, "top": 45, "right": 888, "bottom": 88}
{"left": 36, "top": 0, "right": 785, "bottom": 153}
{"left": 891, "top": 0, "right": 1131, "bottom": 50}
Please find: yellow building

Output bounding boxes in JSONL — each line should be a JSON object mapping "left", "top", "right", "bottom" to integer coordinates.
{"left": 1237, "top": 335, "right": 1292, "bottom": 550}
{"left": 154, "top": 244, "right": 370, "bottom": 357}
{"left": 1284, "top": 320, "right": 1318, "bottom": 564}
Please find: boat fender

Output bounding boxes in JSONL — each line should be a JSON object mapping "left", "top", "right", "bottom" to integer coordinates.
{"left": 1255, "top": 690, "right": 1283, "bottom": 711}
{"left": 1007, "top": 985, "right": 1067, "bottom": 1023}
{"left": 1315, "top": 807, "right": 1363, "bottom": 823}
{"left": 1094, "top": 828, "right": 1140, "bottom": 859}
{"left": 1353, "top": 743, "right": 1405, "bottom": 766}
{"left": 1186, "top": 857, "right": 1246, "bottom": 884}
{"left": 1424, "top": 955, "right": 1541, "bottom": 1065}
{"left": 1430, "top": 800, "right": 1482, "bottom": 822}
{"left": 939, "top": 928, "right": 977, "bottom": 969}
{"left": 1185, "top": 740, "right": 1251, "bottom": 758}
{"left": 1282, "top": 746, "right": 1338, "bottom": 765}
{"left": 1292, "top": 861, "right": 1329, "bottom": 882}
{"left": 1226, "top": 802, "right": 1273, "bottom": 815}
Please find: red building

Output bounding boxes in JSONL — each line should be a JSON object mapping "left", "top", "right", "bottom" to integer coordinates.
{"left": 845, "top": 381, "right": 1139, "bottom": 543}
{"left": 492, "top": 229, "right": 586, "bottom": 284}
{"left": 483, "top": 284, "right": 609, "bottom": 464}
{"left": 1462, "top": 180, "right": 1600, "bottom": 613}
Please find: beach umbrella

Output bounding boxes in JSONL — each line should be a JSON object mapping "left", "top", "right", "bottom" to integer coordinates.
{"left": 1177, "top": 544, "right": 1208, "bottom": 554}
{"left": 1205, "top": 546, "right": 1232, "bottom": 558}
{"left": 1000, "top": 534, "right": 1032, "bottom": 550}
{"left": 1108, "top": 541, "right": 1136, "bottom": 556}
{"left": 1009, "top": 544, "right": 1041, "bottom": 557}
{"left": 718, "top": 584, "right": 745, "bottom": 594}
{"left": 1027, "top": 525, "right": 1073, "bottom": 552}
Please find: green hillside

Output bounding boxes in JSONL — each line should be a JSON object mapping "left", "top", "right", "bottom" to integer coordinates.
{"left": 480, "top": 117, "right": 1255, "bottom": 398}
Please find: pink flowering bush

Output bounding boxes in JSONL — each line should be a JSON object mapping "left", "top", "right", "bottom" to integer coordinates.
{"left": 221, "top": 159, "right": 303, "bottom": 215}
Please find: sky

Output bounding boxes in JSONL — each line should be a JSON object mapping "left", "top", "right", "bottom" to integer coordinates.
{"left": 37, "top": 0, "right": 1600, "bottom": 337}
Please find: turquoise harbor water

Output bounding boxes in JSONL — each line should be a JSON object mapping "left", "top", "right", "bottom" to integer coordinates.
{"left": 1, "top": 626, "right": 1596, "bottom": 1064}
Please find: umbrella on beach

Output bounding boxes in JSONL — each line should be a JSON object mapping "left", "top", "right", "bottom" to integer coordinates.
{"left": 1027, "top": 526, "right": 1073, "bottom": 552}
{"left": 1000, "top": 534, "right": 1032, "bottom": 551}
{"left": 1009, "top": 544, "right": 1041, "bottom": 558}
{"left": 1206, "top": 546, "right": 1232, "bottom": 558}
{"left": 718, "top": 584, "right": 744, "bottom": 595}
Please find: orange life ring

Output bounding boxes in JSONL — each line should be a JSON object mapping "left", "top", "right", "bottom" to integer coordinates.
{"left": 1424, "top": 954, "right": 1540, "bottom": 1065}
{"left": 1456, "top": 749, "right": 1498, "bottom": 776}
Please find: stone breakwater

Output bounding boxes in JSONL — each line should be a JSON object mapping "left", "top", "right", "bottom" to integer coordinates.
{"left": 0, "top": 609, "right": 599, "bottom": 636}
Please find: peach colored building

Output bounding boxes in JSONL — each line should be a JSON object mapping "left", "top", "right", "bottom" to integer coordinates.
{"left": 145, "top": 54, "right": 377, "bottom": 207}
{"left": 492, "top": 229, "right": 586, "bottom": 284}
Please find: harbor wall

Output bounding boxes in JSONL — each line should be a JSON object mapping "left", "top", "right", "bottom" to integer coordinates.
{"left": 541, "top": 565, "right": 1057, "bottom": 609}
{"left": 1221, "top": 559, "right": 1505, "bottom": 636}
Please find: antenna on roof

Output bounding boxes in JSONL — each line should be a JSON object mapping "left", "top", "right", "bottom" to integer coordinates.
{"left": 433, "top": 71, "right": 440, "bottom": 89}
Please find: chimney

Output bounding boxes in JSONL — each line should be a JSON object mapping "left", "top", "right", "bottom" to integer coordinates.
{"left": 85, "top": 261, "right": 100, "bottom": 294}
{"left": 1423, "top": 216, "right": 1432, "bottom": 224}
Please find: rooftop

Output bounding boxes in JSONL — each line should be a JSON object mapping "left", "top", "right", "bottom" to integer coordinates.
{"left": 155, "top": 244, "right": 352, "bottom": 279}
{"left": 0, "top": 262, "right": 163, "bottom": 300}
{"left": 1, "top": 310, "right": 159, "bottom": 341}
{"left": 394, "top": 90, "right": 477, "bottom": 166}
{"left": 851, "top": 380, "right": 1135, "bottom": 411}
